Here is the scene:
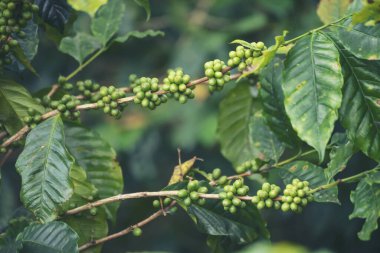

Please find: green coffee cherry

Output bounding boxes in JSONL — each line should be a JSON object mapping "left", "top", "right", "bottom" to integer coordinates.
{"left": 212, "top": 168, "right": 222, "bottom": 179}
{"left": 152, "top": 199, "right": 160, "bottom": 208}
{"left": 280, "top": 179, "right": 312, "bottom": 212}
{"left": 227, "top": 42, "right": 267, "bottom": 71}
{"left": 23, "top": 109, "right": 42, "bottom": 128}
{"left": 94, "top": 85, "right": 126, "bottom": 118}
{"left": 133, "top": 227, "right": 142, "bottom": 237}
{"left": 235, "top": 159, "right": 261, "bottom": 174}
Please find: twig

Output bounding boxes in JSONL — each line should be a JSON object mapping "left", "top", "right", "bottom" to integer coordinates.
{"left": 1, "top": 68, "right": 241, "bottom": 148}
{"left": 79, "top": 202, "right": 176, "bottom": 251}
{"left": 47, "top": 84, "right": 60, "bottom": 98}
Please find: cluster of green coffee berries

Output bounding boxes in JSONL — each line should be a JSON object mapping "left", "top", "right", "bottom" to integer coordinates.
{"left": 23, "top": 108, "right": 42, "bottom": 128}
{"left": 251, "top": 182, "right": 281, "bottom": 210}
{"left": 204, "top": 59, "right": 230, "bottom": 93}
{"left": 94, "top": 86, "right": 126, "bottom": 118}
{"left": 57, "top": 76, "right": 74, "bottom": 91}
{"left": 76, "top": 79, "right": 100, "bottom": 100}
{"left": 227, "top": 42, "right": 266, "bottom": 71}
{"left": 208, "top": 168, "right": 228, "bottom": 186}
{"left": 280, "top": 179, "right": 312, "bottom": 213}
{"left": 219, "top": 179, "right": 249, "bottom": 214}
{"left": 0, "top": 0, "right": 38, "bottom": 66}
{"left": 50, "top": 95, "right": 80, "bottom": 120}
{"left": 235, "top": 159, "right": 261, "bottom": 174}
{"left": 152, "top": 197, "right": 178, "bottom": 215}
{"left": 129, "top": 74, "right": 168, "bottom": 110}
{"left": 162, "top": 68, "right": 195, "bottom": 104}
{"left": 177, "top": 180, "right": 208, "bottom": 206}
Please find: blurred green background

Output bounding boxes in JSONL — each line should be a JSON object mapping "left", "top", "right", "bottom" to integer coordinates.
{"left": 2, "top": 0, "right": 380, "bottom": 252}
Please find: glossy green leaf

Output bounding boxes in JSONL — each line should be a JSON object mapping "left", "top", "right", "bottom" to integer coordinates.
{"left": 338, "top": 19, "right": 380, "bottom": 60}
{"left": 187, "top": 204, "right": 269, "bottom": 243}
{"left": 218, "top": 83, "right": 284, "bottom": 166}
{"left": 64, "top": 123, "right": 124, "bottom": 221}
{"left": 317, "top": 0, "right": 351, "bottom": 24}
{"left": 17, "top": 221, "right": 79, "bottom": 253}
{"left": 134, "top": 0, "right": 151, "bottom": 20}
{"left": 67, "top": 0, "right": 108, "bottom": 17}
{"left": 16, "top": 116, "right": 74, "bottom": 223}
{"left": 350, "top": 171, "right": 380, "bottom": 240}
{"left": 325, "top": 133, "right": 356, "bottom": 181}
{"left": 279, "top": 161, "right": 339, "bottom": 203}
{"left": 0, "top": 78, "right": 44, "bottom": 135}
{"left": 59, "top": 33, "right": 101, "bottom": 64}
{"left": 282, "top": 32, "right": 343, "bottom": 161}
{"left": 259, "top": 58, "right": 300, "bottom": 148}
{"left": 114, "top": 29, "right": 164, "bottom": 44}
{"left": 91, "top": 0, "right": 126, "bottom": 45}
{"left": 331, "top": 37, "right": 380, "bottom": 161}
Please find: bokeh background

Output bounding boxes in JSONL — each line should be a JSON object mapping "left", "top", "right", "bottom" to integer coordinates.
{"left": 1, "top": 0, "right": 380, "bottom": 252}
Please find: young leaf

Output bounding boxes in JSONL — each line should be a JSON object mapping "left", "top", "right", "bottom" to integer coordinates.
{"left": 0, "top": 78, "right": 44, "bottom": 134}
{"left": 134, "top": 0, "right": 151, "bottom": 21}
{"left": 325, "top": 133, "right": 356, "bottom": 181}
{"left": 114, "top": 29, "right": 164, "bottom": 44}
{"left": 330, "top": 37, "right": 380, "bottom": 162}
{"left": 35, "top": 0, "right": 71, "bottom": 31}
{"left": 15, "top": 116, "right": 74, "bottom": 223}
{"left": 259, "top": 58, "right": 300, "bottom": 148}
{"left": 282, "top": 32, "right": 343, "bottom": 162}
{"left": 59, "top": 33, "right": 101, "bottom": 64}
{"left": 350, "top": 171, "right": 380, "bottom": 240}
{"left": 91, "top": 0, "right": 126, "bottom": 45}
{"left": 279, "top": 161, "right": 339, "bottom": 203}
{"left": 317, "top": 0, "right": 351, "bottom": 25}
{"left": 187, "top": 204, "right": 269, "bottom": 244}
{"left": 64, "top": 123, "right": 124, "bottom": 222}
{"left": 17, "top": 221, "right": 79, "bottom": 252}
{"left": 218, "top": 82, "right": 284, "bottom": 166}
{"left": 67, "top": 0, "right": 108, "bottom": 17}
{"left": 338, "top": 19, "right": 380, "bottom": 60}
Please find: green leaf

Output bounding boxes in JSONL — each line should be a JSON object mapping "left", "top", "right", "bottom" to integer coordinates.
{"left": 61, "top": 164, "right": 98, "bottom": 211}
{"left": 187, "top": 204, "right": 269, "bottom": 244}
{"left": 279, "top": 161, "right": 339, "bottom": 203}
{"left": 259, "top": 58, "right": 300, "bottom": 148}
{"left": 64, "top": 123, "right": 124, "bottom": 221}
{"left": 67, "top": 0, "right": 108, "bottom": 17}
{"left": 61, "top": 165, "right": 106, "bottom": 253}
{"left": 17, "top": 221, "right": 79, "bottom": 253}
{"left": 325, "top": 133, "right": 356, "bottom": 181}
{"left": 63, "top": 211, "right": 108, "bottom": 253}
{"left": 338, "top": 19, "right": 380, "bottom": 60}
{"left": 114, "top": 29, "right": 164, "bottom": 43}
{"left": 15, "top": 116, "right": 74, "bottom": 223}
{"left": 11, "top": 21, "right": 39, "bottom": 75}
{"left": 317, "top": 0, "right": 351, "bottom": 25}
{"left": 134, "top": 0, "right": 151, "bottom": 21}
{"left": 218, "top": 82, "right": 284, "bottom": 166}
{"left": 91, "top": 0, "right": 126, "bottom": 45}
{"left": 0, "top": 78, "right": 44, "bottom": 135}
{"left": 0, "top": 217, "right": 31, "bottom": 253}
{"left": 59, "top": 33, "right": 101, "bottom": 64}
{"left": 282, "top": 32, "right": 343, "bottom": 161}
{"left": 350, "top": 171, "right": 380, "bottom": 240}
{"left": 329, "top": 36, "right": 380, "bottom": 161}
